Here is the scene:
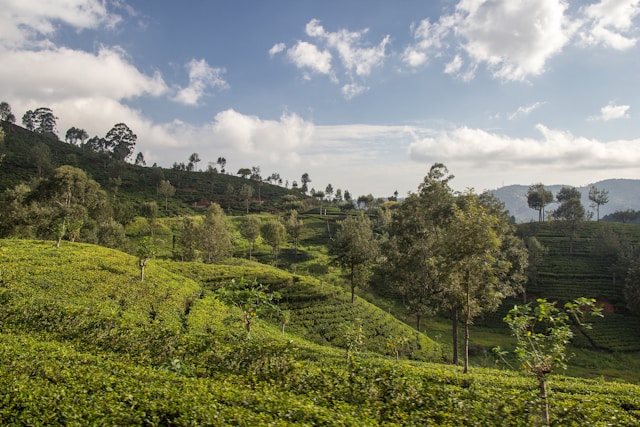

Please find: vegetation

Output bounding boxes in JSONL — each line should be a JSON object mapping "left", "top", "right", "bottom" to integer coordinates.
{"left": 2, "top": 113, "right": 640, "bottom": 424}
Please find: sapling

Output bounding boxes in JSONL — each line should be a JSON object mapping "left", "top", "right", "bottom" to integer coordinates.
{"left": 494, "top": 297, "right": 603, "bottom": 425}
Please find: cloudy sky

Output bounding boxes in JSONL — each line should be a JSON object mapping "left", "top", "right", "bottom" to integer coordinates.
{"left": 1, "top": 0, "right": 640, "bottom": 197}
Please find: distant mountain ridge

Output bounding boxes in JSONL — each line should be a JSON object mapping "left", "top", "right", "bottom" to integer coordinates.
{"left": 489, "top": 179, "right": 640, "bottom": 223}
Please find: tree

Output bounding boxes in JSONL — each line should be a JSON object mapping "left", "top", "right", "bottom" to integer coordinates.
{"left": 526, "top": 183, "right": 554, "bottom": 222}
{"left": 552, "top": 186, "right": 585, "bottom": 254}
{"left": 239, "top": 183, "right": 253, "bottom": 213}
{"left": 444, "top": 191, "right": 525, "bottom": 373}
{"left": 216, "top": 157, "right": 227, "bottom": 173}
{"left": 498, "top": 298, "right": 602, "bottom": 425}
{"left": 216, "top": 278, "right": 281, "bottom": 337}
{"left": 31, "top": 142, "right": 52, "bottom": 179}
{"left": 0, "top": 102, "right": 16, "bottom": 123}
{"left": 176, "top": 216, "right": 200, "bottom": 262}
{"left": 135, "top": 152, "right": 146, "bottom": 166}
{"left": 314, "top": 190, "right": 325, "bottom": 215}
{"left": 330, "top": 212, "right": 379, "bottom": 303}
{"left": 237, "top": 168, "right": 251, "bottom": 179}
{"left": 140, "top": 201, "right": 158, "bottom": 236}
{"left": 385, "top": 163, "right": 455, "bottom": 332}
{"left": 137, "top": 236, "right": 157, "bottom": 282}
{"left": 199, "top": 203, "right": 233, "bottom": 263}
{"left": 188, "top": 152, "right": 201, "bottom": 171}
{"left": 23, "top": 108, "right": 57, "bottom": 136}
{"left": 285, "top": 210, "right": 304, "bottom": 256}
{"left": 105, "top": 123, "right": 137, "bottom": 162}
{"left": 523, "top": 236, "right": 547, "bottom": 303}
{"left": 261, "top": 219, "right": 287, "bottom": 266}
{"left": 588, "top": 185, "right": 609, "bottom": 221}
{"left": 608, "top": 209, "right": 640, "bottom": 224}
{"left": 240, "top": 214, "right": 261, "bottom": 259}
{"left": 65, "top": 127, "right": 88, "bottom": 146}
{"left": 158, "top": 180, "right": 176, "bottom": 211}
{"left": 325, "top": 184, "right": 334, "bottom": 202}
{"left": 301, "top": 173, "right": 311, "bottom": 194}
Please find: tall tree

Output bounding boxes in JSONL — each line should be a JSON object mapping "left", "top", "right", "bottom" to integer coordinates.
{"left": 199, "top": 203, "right": 233, "bottom": 263}
{"left": 22, "top": 108, "right": 57, "bottom": 136}
{"left": 588, "top": 185, "right": 609, "bottom": 221}
{"left": 0, "top": 102, "right": 16, "bottom": 123}
{"left": 285, "top": 209, "right": 304, "bottom": 256}
{"left": 158, "top": 180, "right": 176, "bottom": 211}
{"left": 330, "top": 212, "right": 379, "bottom": 303}
{"left": 135, "top": 152, "right": 146, "bottom": 166}
{"left": 176, "top": 216, "right": 200, "bottom": 262}
{"left": 216, "top": 156, "right": 226, "bottom": 173}
{"left": 239, "top": 183, "right": 253, "bottom": 213}
{"left": 65, "top": 127, "right": 88, "bottom": 145}
{"left": 137, "top": 237, "right": 157, "bottom": 282}
{"left": 552, "top": 186, "right": 585, "bottom": 254}
{"left": 301, "top": 173, "right": 311, "bottom": 194}
{"left": 526, "top": 183, "right": 554, "bottom": 222}
{"left": 261, "top": 219, "right": 287, "bottom": 266}
{"left": 105, "top": 123, "right": 137, "bottom": 162}
{"left": 140, "top": 201, "right": 158, "bottom": 236}
{"left": 188, "top": 152, "right": 201, "bottom": 171}
{"left": 385, "top": 163, "right": 455, "bottom": 332}
{"left": 237, "top": 168, "right": 251, "bottom": 179}
{"left": 444, "top": 192, "right": 525, "bottom": 373}
{"left": 240, "top": 214, "right": 261, "bottom": 260}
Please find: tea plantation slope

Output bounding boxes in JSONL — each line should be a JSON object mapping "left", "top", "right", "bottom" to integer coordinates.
{"left": 0, "top": 239, "right": 203, "bottom": 361}
{"left": 158, "top": 260, "right": 444, "bottom": 361}
{"left": 516, "top": 221, "right": 640, "bottom": 352}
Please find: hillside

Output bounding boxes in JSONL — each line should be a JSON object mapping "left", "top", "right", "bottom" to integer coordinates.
{"left": 2, "top": 239, "right": 640, "bottom": 425}
{"left": 0, "top": 122, "right": 305, "bottom": 215}
{"left": 491, "top": 179, "right": 640, "bottom": 223}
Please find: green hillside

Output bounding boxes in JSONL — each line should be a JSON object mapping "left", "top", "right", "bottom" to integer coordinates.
{"left": 2, "top": 239, "right": 640, "bottom": 425}
{"left": 0, "top": 122, "right": 305, "bottom": 215}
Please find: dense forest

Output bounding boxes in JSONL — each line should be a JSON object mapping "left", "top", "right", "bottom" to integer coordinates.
{"left": 1, "top": 105, "right": 640, "bottom": 425}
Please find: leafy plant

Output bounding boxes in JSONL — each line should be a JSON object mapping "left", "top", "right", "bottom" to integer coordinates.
{"left": 216, "top": 278, "right": 281, "bottom": 336}
{"left": 495, "top": 297, "right": 603, "bottom": 424}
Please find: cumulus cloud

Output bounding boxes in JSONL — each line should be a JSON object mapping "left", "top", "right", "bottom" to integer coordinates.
{"left": 286, "top": 41, "right": 334, "bottom": 77}
{"left": 588, "top": 102, "right": 631, "bottom": 121}
{"left": 407, "top": 124, "right": 640, "bottom": 173}
{"left": 274, "top": 19, "right": 389, "bottom": 98}
{"left": 403, "top": 1, "right": 562, "bottom": 80}
{"left": 0, "top": 0, "right": 121, "bottom": 48}
{"left": 579, "top": 0, "right": 640, "bottom": 50}
{"left": 173, "top": 59, "right": 228, "bottom": 106}
{"left": 269, "top": 42, "right": 286, "bottom": 57}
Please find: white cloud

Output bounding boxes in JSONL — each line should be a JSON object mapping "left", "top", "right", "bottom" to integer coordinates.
{"left": 404, "top": 0, "right": 574, "bottom": 81}
{"left": 588, "top": 102, "right": 631, "bottom": 121}
{"left": 508, "top": 101, "right": 547, "bottom": 120}
{"left": 341, "top": 83, "right": 368, "bottom": 100}
{"left": 278, "top": 19, "right": 389, "bottom": 98}
{"left": 0, "top": 0, "right": 120, "bottom": 48}
{"left": 173, "top": 59, "right": 228, "bottom": 106}
{"left": 286, "top": 41, "right": 333, "bottom": 76}
{"left": 269, "top": 42, "right": 286, "bottom": 57}
{"left": 579, "top": 0, "right": 640, "bottom": 50}
{"left": 0, "top": 45, "right": 168, "bottom": 102}
{"left": 407, "top": 124, "right": 640, "bottom": 173}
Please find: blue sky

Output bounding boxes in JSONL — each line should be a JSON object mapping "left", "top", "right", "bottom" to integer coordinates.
{"left": 1, "top": 0, "right": 640, "bottom": 198}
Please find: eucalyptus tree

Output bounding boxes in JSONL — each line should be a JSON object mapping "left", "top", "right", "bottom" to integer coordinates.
{"left": 0, "top": 101, "right": 16, "bottom": 123}
{"left": 188, "top": 152, "right": 201, "bottom": 171}
{"left": 65, "top": 127, "right": 89, "bottom": 146}
{"left": 445, "top": 191, "right": 526, "bottom": 373}
{"left": 261, "top": 219, "right": 287, "bottom": 266}
{"left": 384, "top": 163, "right": 455, "bottom": 331}
{"left": 285, "top": 209, "right": 304, "bottom": 256}
{"left": 105, "top": 123, "right": 137, "bottom": 162}
{"left": 240, "top": 214, "right": 261, "bottom": 260}
{"left": 330, "top": 212, "right": 379, "bottom": 303}
{"left": 526, "top": 183, "right": 554, "bottom": 222}
{"left": 158, "top": 180, "right": 176, "bottom": 211}
{"left": 23, "top": 107, "right": 57, "bottom": 136}
{"left": 552, "top": 186, "right": 585, "bottom": 254}
{"left": 588, "top": 185, "right": 609, "bottom": 221}
{"left": 199, "top": 203, "right": 233, "bottom": 263}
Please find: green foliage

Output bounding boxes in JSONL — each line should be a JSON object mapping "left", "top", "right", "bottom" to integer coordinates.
{"left": 216, "top": 278, "right": 281, "bottom": 336}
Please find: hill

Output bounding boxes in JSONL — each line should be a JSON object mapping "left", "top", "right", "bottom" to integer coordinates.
{"left": 490, "top": 179, "right": 640, "bottom": 223}
{"left": 1, "top": 239, "right": 640, "bottom": 425}
{"left": 0, "top": 122, "right": 305, "bottom": 215}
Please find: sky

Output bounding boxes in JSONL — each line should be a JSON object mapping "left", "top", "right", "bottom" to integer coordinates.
{"left": 1, "top": 0, "right": 640, "bottom": 198}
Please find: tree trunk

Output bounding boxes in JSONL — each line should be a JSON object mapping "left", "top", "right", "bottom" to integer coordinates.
{"left": 416, "top": 314, "right": 421, "bottom": 332}
{"left": 350, "top": 264, "right": 355, "bottom": 304}
{"left": 539, "top": 377, "right": 550, "bottom": 425}
{"left": 452, "top": 308, "right": 459, "bottom": 365}
{"left": 464, "top": 286, "right": 471, "bottom": 374}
